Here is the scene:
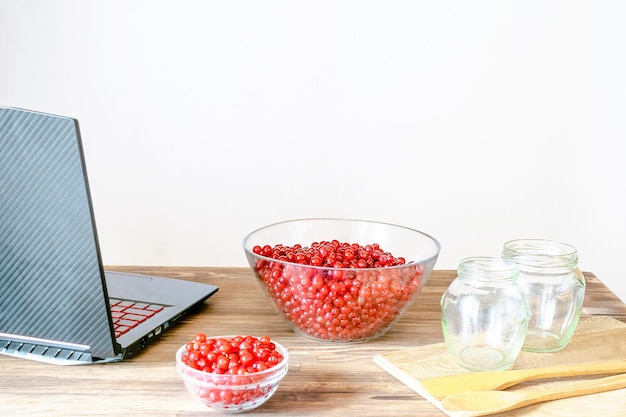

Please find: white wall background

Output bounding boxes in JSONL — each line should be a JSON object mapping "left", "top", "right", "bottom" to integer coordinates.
{"left": 1, "top": 1, "right": 625, "bottom": 303}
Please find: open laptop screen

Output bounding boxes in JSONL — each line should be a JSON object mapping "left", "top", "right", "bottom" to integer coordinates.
{"left": 0, "top": 107, "right": 118, "bottom": 360}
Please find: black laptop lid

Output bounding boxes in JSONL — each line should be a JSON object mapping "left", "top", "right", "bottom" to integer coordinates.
{"left": 0, "top": 107, "right": 118, "bottom": 360}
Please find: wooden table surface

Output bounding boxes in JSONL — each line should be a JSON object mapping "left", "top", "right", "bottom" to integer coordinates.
{"left": 2, "top": 268, "right": 625, "bottom": 416}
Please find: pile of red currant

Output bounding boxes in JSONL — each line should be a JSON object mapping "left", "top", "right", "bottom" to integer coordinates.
{"left": 251, "top": 240, "right": 425, "bottom": 342}
{"left": 181, "top": 333, "right": 284, "bottom": 375}
{"left": 179, "top": 334, "right": 286, "bottom": 410}
{"left": 253, "top": 241, "right": 407, "bottom": 269}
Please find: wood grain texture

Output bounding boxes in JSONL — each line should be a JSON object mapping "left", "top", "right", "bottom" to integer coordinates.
{"left": 1, "top": 268, "right": 625, "bottom": 416}
{"left": 440, "top": 373, "right": 626, "bottom": 417}
{"left": 374, "top": 316, "right": 626, "bottom": 416}
{"left": 420, "top": 359, "right": 626, "bottom": 399}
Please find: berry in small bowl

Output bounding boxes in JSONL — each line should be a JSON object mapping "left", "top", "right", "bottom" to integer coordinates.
{"left": 176, "top": 334, "right": 288, "bottom": 413}
{"left": 243, "top": 218, "right": 441, "bottom": 342}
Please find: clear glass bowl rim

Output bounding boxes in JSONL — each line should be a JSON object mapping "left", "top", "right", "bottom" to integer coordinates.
{"left": 175, "top": 337, "right": 289, "bottom": 389}
{"left": 242, "top": 217, "right": 441, "bottom": 271}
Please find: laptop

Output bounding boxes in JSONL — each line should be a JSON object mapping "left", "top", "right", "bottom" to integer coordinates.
{"left": 0, "top": 107, "right": 219, "bottom": 365}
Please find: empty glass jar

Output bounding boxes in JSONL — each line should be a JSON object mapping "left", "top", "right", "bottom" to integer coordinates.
{"left": 441, "top": 257, "right": 530, "bottom": 371}
{"left": 502, "top": 239, "right": 585, "bottom": 353}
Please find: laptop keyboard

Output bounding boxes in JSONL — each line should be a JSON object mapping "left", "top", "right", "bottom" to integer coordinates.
{"left": 109, "top": 299, "right": 165, "bottom": 338}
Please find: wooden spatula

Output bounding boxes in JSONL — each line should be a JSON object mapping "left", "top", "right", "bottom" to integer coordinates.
{"left": 440, "top": 373, "right": 626, "bottom": 417}
{"left": 420, "top": 360, "right": 626, "bottom": 400}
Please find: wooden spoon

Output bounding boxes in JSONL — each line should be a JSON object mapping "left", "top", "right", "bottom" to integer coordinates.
{"left": 420, "top": 360, "right": 626, "bottom": 399}
{"left": 440, "top": 373, "right": 626, "bottom": 417}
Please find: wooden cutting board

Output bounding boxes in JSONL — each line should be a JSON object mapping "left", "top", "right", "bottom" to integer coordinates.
{"left": 374, "top": 316, "right": 626, "bottom": 416}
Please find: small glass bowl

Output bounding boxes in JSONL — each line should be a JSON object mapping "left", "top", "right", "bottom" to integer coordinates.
{"left": 176, "top": 338, "right": 289, "bottom": 413}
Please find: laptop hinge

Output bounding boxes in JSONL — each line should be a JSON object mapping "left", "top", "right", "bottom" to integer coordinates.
{"left": 0, "top": 332, "right": 96, "bottom": 365}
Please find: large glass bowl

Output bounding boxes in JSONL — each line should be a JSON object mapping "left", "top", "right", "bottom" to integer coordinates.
{"left": 243, "top": 218, "right": 441, "bottom": 342}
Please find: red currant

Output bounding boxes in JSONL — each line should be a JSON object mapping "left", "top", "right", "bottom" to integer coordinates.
{"left": 252, "top": 241, "right": 425, "bottom": 341}
{"left": 181, "top": 334, "right": 284, "bottom": 374}
{"left": 180, "top": 334, "right": 286, "bottom": 410}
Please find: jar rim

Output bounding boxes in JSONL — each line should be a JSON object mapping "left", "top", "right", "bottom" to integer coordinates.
{"left": 502, "top": 239, "right": 578, "bottom": 268}
{"left": 458, "top": 256, "right": 519, "bottom": 282}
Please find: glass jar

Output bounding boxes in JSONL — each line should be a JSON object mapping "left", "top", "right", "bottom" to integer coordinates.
{"left": 502, "top": 239, "right": 585, "bottom": 353}
{"left": 441, "top": 257, "right": 530, "bottom": 371}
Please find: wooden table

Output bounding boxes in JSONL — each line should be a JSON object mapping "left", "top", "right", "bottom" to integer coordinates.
{"left": 1, "top": 268, "right": 625, "bottom": 416}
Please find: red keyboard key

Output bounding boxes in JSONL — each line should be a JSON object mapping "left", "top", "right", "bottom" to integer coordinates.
{"left": 109, "top": 299, "right": 165, "bottom": 339}
{"left": 121, "top": 314, "right": 148, "bottom": 323}
{"left": 124, "top": 308, "right": 156, "bottom": 317}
